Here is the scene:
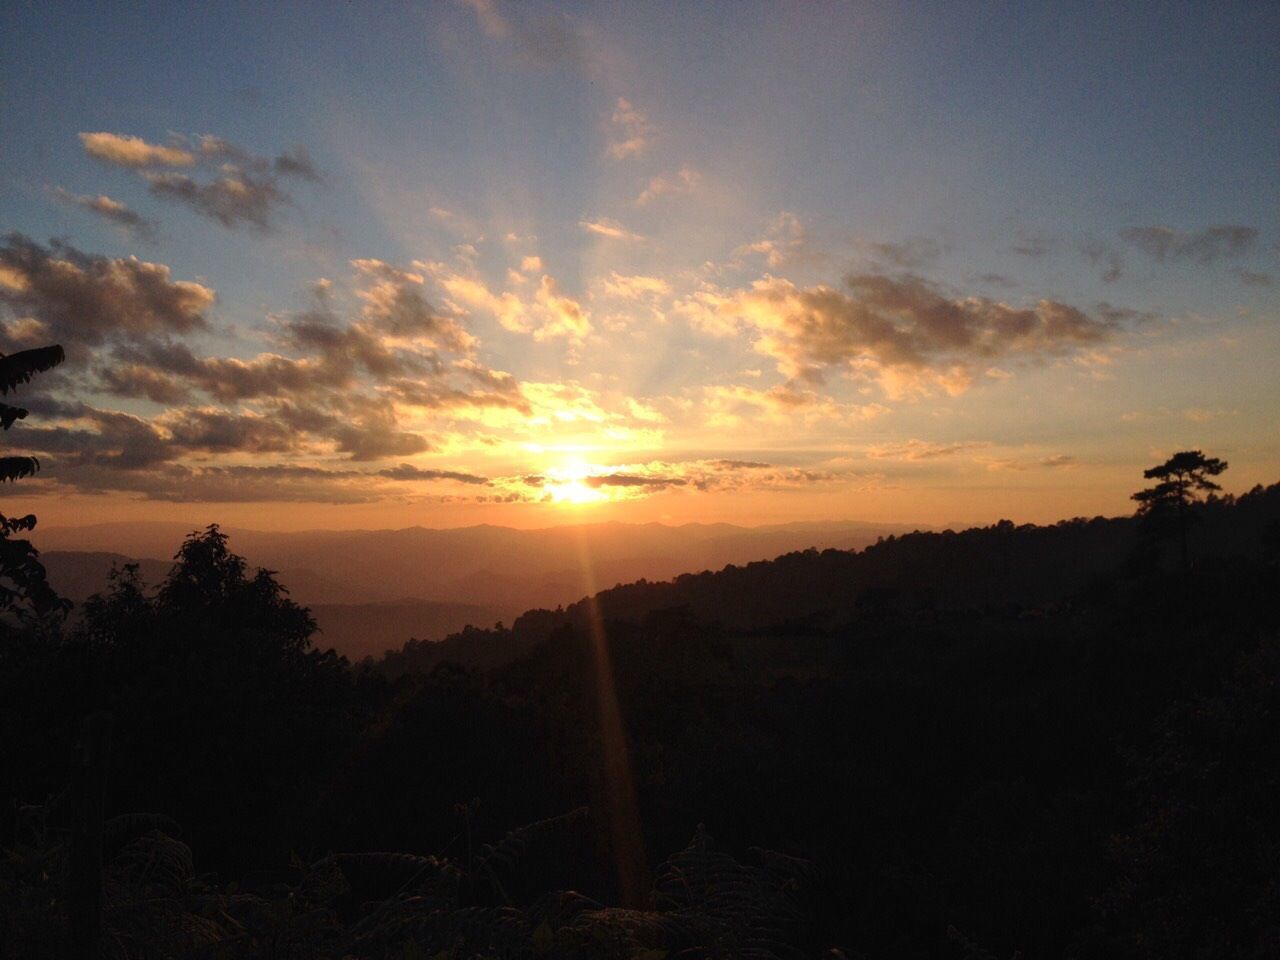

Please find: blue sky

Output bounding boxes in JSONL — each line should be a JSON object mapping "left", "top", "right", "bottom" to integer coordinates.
{"left": 2, "top": 1, "right": 1278, "bottom": 529}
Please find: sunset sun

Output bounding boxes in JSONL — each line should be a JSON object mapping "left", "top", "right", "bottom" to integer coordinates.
{"left": 545, "top": 461, "right": 609, "bottom": 506}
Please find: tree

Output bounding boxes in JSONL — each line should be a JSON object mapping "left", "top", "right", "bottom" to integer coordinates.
{"left": 0, "top": 345, "right": 68, "bottom": 621}
{"left": 1131, "top": 450, "right": 1228, "bottom": 570}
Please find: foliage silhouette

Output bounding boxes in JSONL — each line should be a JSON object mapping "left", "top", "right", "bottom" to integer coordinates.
{"left": 1132, "top": 449, "right": 1228, "bottom": 570}
{"left": 0, "top": 342, "right": 68, "bottom": 623}
{"left": 3, "top": 483, "right": 1280, "bottom": 957}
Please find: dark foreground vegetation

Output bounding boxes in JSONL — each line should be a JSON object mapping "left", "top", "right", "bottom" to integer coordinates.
{"left": 3, "top": 475, "right": 1280, "bottom": 957}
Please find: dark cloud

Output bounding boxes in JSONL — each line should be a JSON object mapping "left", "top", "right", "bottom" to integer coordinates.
{"left": 377, "top": 463, "right": 489, "bottom": 484}
{"left": 27, "top": 461, "right": 385, "bottom": 504}
{"left": 0, "top": 234, "right": 213, "bottom": 352}
{"left": 1232, "top": 268, "right": 1273, "bottom": 287}
{"left": 161, "top": 407, "right": 300, "bottom": 455}
{"left": 866, "top": 237, "right": 946, "bottom": 270}
{"left": 274, "top": 146, "right": 321, "bottom": 182}
{"left": 714, "top": 272, "right": 1128, "bottom": 390}
{"left": 96, "top": 363, "right": 191, "bottom": 404}
{"left": 350, "top": 259, "right": 474, "bottom": 352}
{"left": 144, "top": 169, "right": 287, "bottom": 231}
{"left": 1009, "top": 231, "right": 1056, "bottom": 258}
{"left": 584, "top": 473, "right": 686, "bottom": 489}
{"left": 52, "top": 189, "right": 158, "bottom": 242}
{"left": 462, "top": 0, "right": 586, "bottom": 68}
{"left": 708, "top": 459, "right": 772, "bottom": 470}
{"left": 5, "top": 240, "right": 530, "bottom": 498}
{"left": 1081, "top": 240, "right": 1123, "bottom": 283}
{"left": 974, "top": 273, "right": 1017, "bottom": 288}
{"left": 1120, "top": 224, "right": 1258, "bottom": 264}
{"left": 78, "top": 131, "right": 320, "bottom": 232}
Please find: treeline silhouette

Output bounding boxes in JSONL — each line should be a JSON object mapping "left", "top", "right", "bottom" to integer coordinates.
{"left": 3, "top": 480, "right": 1280, "bottom": 957}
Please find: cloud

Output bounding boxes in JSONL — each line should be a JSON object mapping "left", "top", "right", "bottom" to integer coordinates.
{"left": 738, "top": 212, "right": 809, "bottom": 268}
{"left": 1009, "top": 230, "right": 1056, "bottom": 258}
{"left": 980, "top": 453, "right": 1079, "bottom": 472}
{"left": 580, "top": 217, "right": 644, "bottom": 241}
{"left": 488, "top": 456, "right": 864, "bottom": 504}
{"left": 351, "top": 258, "right": 474, "bottom": 351}
{"left": 1183, "top": 407, "right": 1237, "bottom": 423}
{"left": 1120, "top": 224, "right": 1258, "bottom": 264}
{"left": 602, "top": 272, "right": 670, "bottom": 300}
{"left": 51, "top": 189, "right": 157, "bottom": 241}
{"left": 0, "top": 234, "right": 213, "bottom": 352}
{"left": 434, "top": 265, "right": 590, "bottom": 340}
{"left": 78, "top": 131, "right": 318, "bottom": 231}
{"left": 459, "top": 0, "right": 585, "bottom": 68}
{"left": 607, "top": 98, "right": 653, "bottom": 160}
{"left": 273, "top": 145, "right": 321, "bottom": 181}
{"left": 585, "top": 472, "right": 685, "bottom": 489}
{"left": 636, "top": 165, "right": 699, "bottom": 206}
{"left": 79, "top": 132, "right": 195, "bottom": 168}
{"left": 533, "top": 275, "right": 591, "bottom": 339}
{"left": 974, "top": 273, "right": 1017, "bottom": 288}
{"left": 144, "top": 169, "right": 287, "bottom": 231}
{"left": 377, "top": 463, "right": 489, "bottom": 484}
{"left": 700, "top": 382, "right": 889, "bottom": 428}
{"left": 96, "top": 363, "right": 191, "bottom": 404}
{"left": 866, "top": 237, "right": 946, "bottom": 270}
{"left": 692, "top": 271, "right": 1124, "bottom": 396}
{"left": 866, "top": 439, "right": 990, "bottom": 461}
{"left": 1081, "top": 239, "right": 1123, "bottom": 283}
{"left": 1232, "top": 268, "right": 1273, "bottom": 287}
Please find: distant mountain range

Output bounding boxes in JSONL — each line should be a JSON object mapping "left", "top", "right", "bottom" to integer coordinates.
{"left": 37, "top": 518, "right": 924, "bottom": 656}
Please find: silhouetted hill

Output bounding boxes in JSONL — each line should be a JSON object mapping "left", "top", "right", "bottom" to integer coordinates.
{"left": 40, "top": 552, "right": 171, "bottom": 604}
{"left": 37, "top": 519, "right": 920, "bottom": 608}
{"left": 8, "top": 485, "right": 1280, "bottom": 957}
{"left": 308, "top": 599, "right": 518, "bottom": 661}
{"left": 381, "top": 484, "right": 1280, "bottom": 675}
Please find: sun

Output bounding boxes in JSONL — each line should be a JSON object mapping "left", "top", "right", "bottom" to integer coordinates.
{"left": 545, "top": 459, "right": 609, "bottom": 505}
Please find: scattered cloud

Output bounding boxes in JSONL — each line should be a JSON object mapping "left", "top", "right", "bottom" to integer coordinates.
{"left": 865, "top": 237, "right": 946, "bottom": 270}
{"left": 77, "top": 130, "right": 319, "bottom": 232}
{"left": 580, "top": 217, "right": 644, "bottom": 241}
{"left": 974, "top": 273, "right": 1017, "bottom": 288}
{"left": 1081, "top": 239, "right": 1123, "bottom": 283}
{"left": 376, "top": 463, "right": 489, "bottom": 484}
{"left": 867, "top": 439, "right": 989, "bottom": 461}
{"left": 79, "top": 132, "right": 195, "bottom": 168}
{"left": 1232, "top": 268, "right": 1273, "bottom": 287}
{"left": 459, "top": 0, "right": 585, "bottom": 68}
{"left": 1120, "top": 224, "right": 1257, "bottom": 264}
{"left": 0, "top": 234, "right": 213, "bottom": 353}
{"left": 602, "top": 272, "right": 670, "bottom": 300}
{"left": 1009, "top": 230, "right": 1056, "bottom": 258}
{"left": 738, "top": 212, "right": 809, "bottom": 268}
{"left": 636, "top": 165, "right": 699, "bottom": 206}
{"left": 144, "top": 169, "right": 286, "bottom": 231}
{"left": 607, "top": 98, "right": 653, "bottom": 160}
{"left": 51, "top": 188, "right": 157, "bottom": 241}
{"left": 687, "top": 271, "right": 1125, "bottom": 398}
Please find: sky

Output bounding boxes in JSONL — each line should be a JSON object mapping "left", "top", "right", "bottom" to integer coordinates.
{"left": 2, "top": 0, "right": 1278, "bottom": 532}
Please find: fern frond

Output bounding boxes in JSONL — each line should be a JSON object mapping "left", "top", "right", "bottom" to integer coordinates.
{"left": 0, "top": 402, "right": 27, "bottom": 429}
{"left": 0, "top": 345, "right": 65, "bottom": 395}
{"left": 474, "top": 806, "right": 589, "bottom": 902}
{"left": 0, "top": 456, "right": 39, "bottom": 482}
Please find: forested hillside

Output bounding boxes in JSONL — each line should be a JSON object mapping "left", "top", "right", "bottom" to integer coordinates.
{"left": 3, "top": 484, "right": 1279, "bottom": 957}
